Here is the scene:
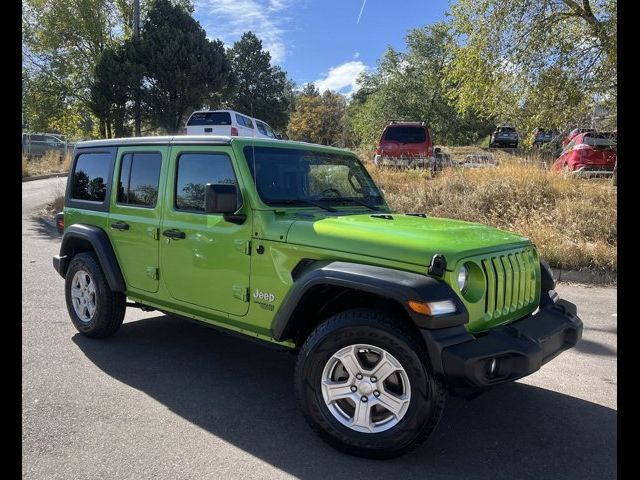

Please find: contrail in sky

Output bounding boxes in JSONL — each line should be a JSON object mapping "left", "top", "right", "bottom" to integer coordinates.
{"left": 356, "top": 0, "right": 367, "bottom": 24}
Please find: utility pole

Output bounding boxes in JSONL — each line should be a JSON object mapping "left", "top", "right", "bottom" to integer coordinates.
{"left": 133, "top": 0, "right": 141, "bottom": 136}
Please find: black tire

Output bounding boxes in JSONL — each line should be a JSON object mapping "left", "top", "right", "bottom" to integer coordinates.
{"left": 294, "top": 308, "right": 446, "bottom": 459}
{"left": 64, "top": 252, "right": 126, "bottom": 338}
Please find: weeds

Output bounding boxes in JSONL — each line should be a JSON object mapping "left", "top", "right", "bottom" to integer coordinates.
{"left": 22, "top": 151, "right": 72, "bottom": 177}
{"left": 366, "top": 157, "right": 616, "bottom": 273}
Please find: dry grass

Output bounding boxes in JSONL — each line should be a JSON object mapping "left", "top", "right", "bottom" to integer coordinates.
{"left": 22, "top": 151, "right": 72, "bottom": 178}
{"left": 366, "top": 159, "right": 617, "bottom": 273}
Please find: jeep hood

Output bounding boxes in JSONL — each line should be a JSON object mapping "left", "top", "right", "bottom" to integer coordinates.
{"left": 285, "top": 213, "right": 531, "bottom": 269}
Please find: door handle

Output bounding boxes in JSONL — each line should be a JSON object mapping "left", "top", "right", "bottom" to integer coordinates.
{"left": 162, "top": 229, "right": 186, "bottom": 239}
{"left": 111, "top": 221, "right": 130, "bottom": 231}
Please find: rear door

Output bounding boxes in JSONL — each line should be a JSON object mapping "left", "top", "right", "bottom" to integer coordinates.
{"left": 108, "top": 146, "right": 167, "bottom": 293}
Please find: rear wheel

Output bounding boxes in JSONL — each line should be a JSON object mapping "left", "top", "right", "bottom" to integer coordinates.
{"left": 65, "top": 252, "right": 126, "bottom": 338}
{"left": 295, "top": 308, "right": 446, "bottom": 458}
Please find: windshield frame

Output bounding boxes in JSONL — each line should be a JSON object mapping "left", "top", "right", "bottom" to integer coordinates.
{"left": 242, "top": 145, "right": 387, "bottom": 211}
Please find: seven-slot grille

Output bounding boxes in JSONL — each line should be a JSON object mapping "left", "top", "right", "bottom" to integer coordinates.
{"left": 480, "top": 248, "right": 537, "bottom": 319}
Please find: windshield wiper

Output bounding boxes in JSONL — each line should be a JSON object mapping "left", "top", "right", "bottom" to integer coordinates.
{"left": 265, "top": 199, "right": 337, "bottom": 212}
{"left": 318, "top": 197, "right": 381, "bottom": 211}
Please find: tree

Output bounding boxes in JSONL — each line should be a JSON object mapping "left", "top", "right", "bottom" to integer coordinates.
{"left": 22, "top": 0, "right": 119, "bottom": 137}
{"left": 90, "top": 40, "right": 143, "bottom": 138}
{"left": 224, "top": 32, "right": 292, "bottom": 131}
{"left": 301, "top": 83, "right": 320, "bottom": 97}
{"left": 287, "top": 90, "right": 346, "bottom": 146}
{"left": 445, "top": 0, "right": 616, "bottom": 129}
{"left": 139, "top": 0, "right": 232, "bottom": 133}
{"left": 345, "top": 23, "right": 494, "bottom": 148}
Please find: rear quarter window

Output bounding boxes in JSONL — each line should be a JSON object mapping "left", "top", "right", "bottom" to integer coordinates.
{"left": 71, "top": 152, "right": 111, "bottom": 202}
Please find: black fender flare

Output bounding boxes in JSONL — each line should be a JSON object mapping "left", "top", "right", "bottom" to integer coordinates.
{"left": 271, "top": 261, "right": 468, "bottom": 341}
{"left": 52, "top": 224, "right": 125, "bottom": 292}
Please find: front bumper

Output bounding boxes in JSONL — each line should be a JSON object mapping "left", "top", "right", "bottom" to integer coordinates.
{"left": 421, "top": 292, "right": 582, "bottom": 388}
{"left": 572, "top": 166, "right": 614, "bottom": 177}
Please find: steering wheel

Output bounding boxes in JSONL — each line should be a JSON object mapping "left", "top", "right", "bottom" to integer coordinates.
{"left": 320, "top": 187, "right": 342, "bottom": 197}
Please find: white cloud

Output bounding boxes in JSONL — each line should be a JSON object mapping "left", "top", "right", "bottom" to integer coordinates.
{"left": 314, "top": 61, "right": 368, "bottom": 95}
{"left": 194, "top": 0, "right": 293, "bottom": 63}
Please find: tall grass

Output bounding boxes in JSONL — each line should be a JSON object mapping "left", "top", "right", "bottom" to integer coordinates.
{"left": 367, "top": 160, "right": 616, "bottom": 273}
{"left": 22, "top": 151, "right": 72, "bottom": 177}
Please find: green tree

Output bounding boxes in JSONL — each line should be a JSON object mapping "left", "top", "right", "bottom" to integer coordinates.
{"left": 22, "top": 0, "right": 118, "bottom": 137}
{"left": 446, "top": 0, "right": 616, "bottom": 130}
{"left": 224, "top": 32, "right": 292, "bottom": 131}
{"left": 90, "top": 40, "right": 143, "bottom": 138}
{"left": 287, "top": 90, "right": 346, "bottom": 146}
{"left": 139, "top": 0, "right": 232, "bottom": 133}
{"left": 301, "top": 83, "right": 320, "bottom": 97}
{"left": 346, "top": 23, "right": 494, "bottom": 148}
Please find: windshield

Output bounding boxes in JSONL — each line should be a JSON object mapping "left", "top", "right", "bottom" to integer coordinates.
{"left": 243, "top": 146, "right": 385, "bottom": 208}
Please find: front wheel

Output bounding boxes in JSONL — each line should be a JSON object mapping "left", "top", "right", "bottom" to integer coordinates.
{"left": 294, "top": 308, "right": 446, "bottom": 458}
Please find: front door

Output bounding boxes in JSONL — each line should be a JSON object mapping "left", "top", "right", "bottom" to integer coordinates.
{"left": 108, "top": 147, "right": 167, "bottom": 293}
{"left": 160, "top": 146, "right": 252, "bottom": 317}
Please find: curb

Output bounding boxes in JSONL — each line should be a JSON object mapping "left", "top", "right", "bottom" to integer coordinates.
{"left": 23, "top": 172, "right": 68, "bottom": 182}
{"left": 555, "top": 269, "right": 617, "bottom": 286}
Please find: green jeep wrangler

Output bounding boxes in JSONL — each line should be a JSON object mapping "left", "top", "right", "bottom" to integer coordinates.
{"left": 53, "top": 136, "right": 582, "bottom": 458}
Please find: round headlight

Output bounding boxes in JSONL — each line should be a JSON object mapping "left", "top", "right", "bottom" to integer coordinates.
{"left": 457, "top": 264, "right": 469, "bottom": 292}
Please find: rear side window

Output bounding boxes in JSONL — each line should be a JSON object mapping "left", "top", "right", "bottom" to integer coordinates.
{"left": 236, "top": 114, "right": 254, "bottom": 129}
{"left": 175, "top": 153, "right": 237, "bottom": 212}
{"left": 71, "top": 152, "right": 111, "bottom": 202}
{"left": 257, "top": 121, "right": 276, "bottom": 138}
{"left": 117, "top": 152, "right": 162, "bottom": 207}
{"left": 383, "top": 126, "right": 426, "bottom": 143}
{"left": 187, "top": 112, "right": 232, "bottom": 126}
{"left": 256, "top": 122, "right": 267, "bottom": 136}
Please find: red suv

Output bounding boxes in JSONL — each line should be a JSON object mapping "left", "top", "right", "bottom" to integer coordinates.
{"left": 552, "top": 131, "right": 616, "bottom": 177}
{"left": 373, "top": 121, "right": 434, "bottom": 168}
{"left": 561, "top": 127, "right": 596, "bottom": 148}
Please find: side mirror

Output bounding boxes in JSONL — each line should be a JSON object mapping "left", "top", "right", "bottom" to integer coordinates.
{"left": 205, "top": 183, "right": 238, "bottom": 213}
{"left": 205, "top": 183, "right": 246, "bottom": 224}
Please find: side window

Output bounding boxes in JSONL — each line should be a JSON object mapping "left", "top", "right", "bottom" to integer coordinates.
{"left": 71, "top": 152, "right": 111, "bottom": 202}
{"left": 117, "top": 152, "right": 162, "bottom": 207}
{"left": 175, "top": 153, "right": 237, "bottom": 212}
{"left": 256, "top": 122, "right": 267, "bottom": 136}
{"left": 236, "top": 114, "right": 254, "bottom": 129}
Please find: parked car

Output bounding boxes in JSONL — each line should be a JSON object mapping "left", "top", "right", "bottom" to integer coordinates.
{"left": 531, "top": 129, "right": 555, "bottom": 148}
{"left": 22, "top": 132, "right": 72, "bottom": 159}
{"left": 561, "top": 127, "right": 595, "bottom": 149}
{"left": 489, "top": 126, "right": 519, "bottom": 148}
{"left": 52, "top": 134, "right": 582, "bottom": 459}
{"left": 373, "top": 121, "right": 435, "bottom": 169}
{"left": 552, "top": 131, "right": 616, "bottom": 177}
{"left": 185, "top": 109, "right": 278, "bottom": 139}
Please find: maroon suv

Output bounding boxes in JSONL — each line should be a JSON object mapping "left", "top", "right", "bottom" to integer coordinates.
{"left": 373, "top": 121, "right": 434, "bottom": 168}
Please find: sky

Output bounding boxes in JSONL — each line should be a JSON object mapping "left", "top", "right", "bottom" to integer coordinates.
{"left": 193, "top": 0, "right": 450, "bottom": 95}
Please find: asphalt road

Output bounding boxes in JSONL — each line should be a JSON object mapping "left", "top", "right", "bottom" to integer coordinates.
{"left": 22, "top": 178, "right": 617, "bottom": 480}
